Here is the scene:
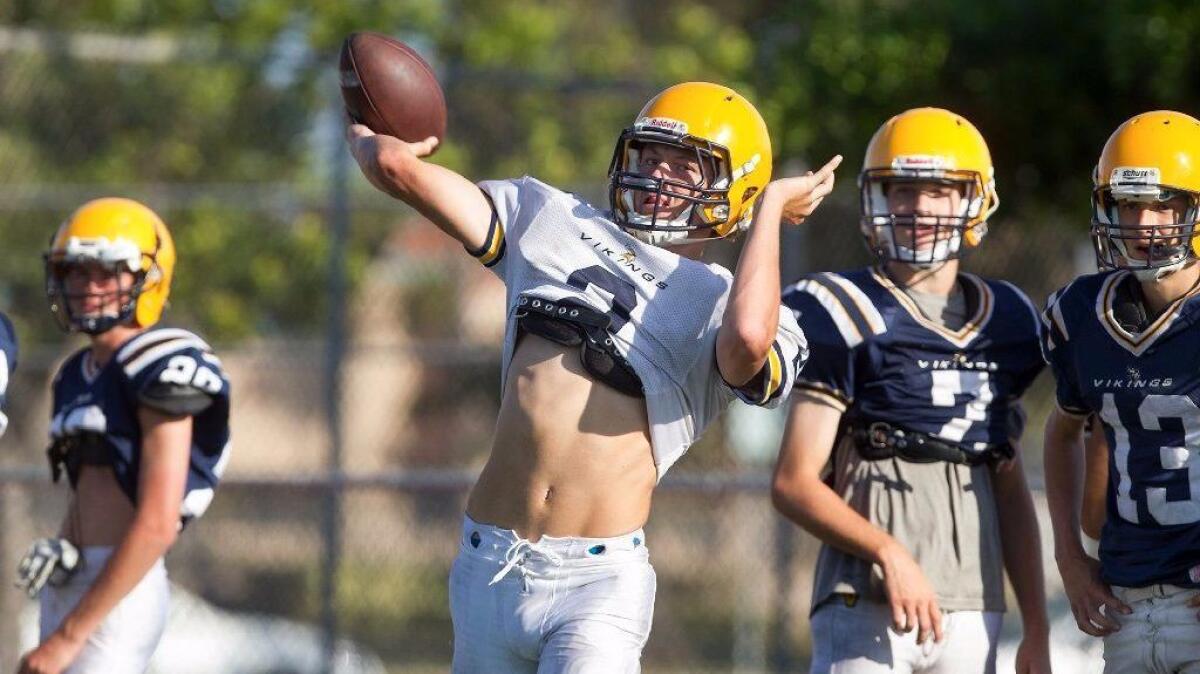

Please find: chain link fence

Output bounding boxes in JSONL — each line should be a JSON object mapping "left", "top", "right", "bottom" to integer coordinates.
{"left": 0, "top": 24, "right": 1103, "bottom": 674}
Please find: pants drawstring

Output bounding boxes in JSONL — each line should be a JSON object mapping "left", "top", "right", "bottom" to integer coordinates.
{"left": 488, "top": 538, "right": 565, "bottom": 592}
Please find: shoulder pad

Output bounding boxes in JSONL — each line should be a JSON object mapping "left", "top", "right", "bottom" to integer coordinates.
{"left": 139, "top": 379, "right": 215, "bottom": 416}
{"left": 117, "top": 329, "right": 228, "bottom": 416}
{"left": 992, "top": 279, "right": 1042, "bottom": 336}
{"left": 783, "top": 272, "right": 886, "bottom": 348}
{"left": 1042, "top": 277, "right": 1091, "bottom": 348}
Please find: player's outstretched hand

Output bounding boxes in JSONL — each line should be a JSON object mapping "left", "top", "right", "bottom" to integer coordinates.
{"left": 1058, "top": 552, "right": 1130, "bottom": 636}
{"left": 345, "top": 123, "right": 439, "bottom": 197}
{"left": 763, "top": 155, "right": 843, "bottom": 226}
{"left": 877, "top": 540, "right": 944, "bottom": 645}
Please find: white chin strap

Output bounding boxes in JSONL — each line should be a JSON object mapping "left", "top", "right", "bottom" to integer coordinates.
{"left": 1133, "top": 259, "right": 1189, "bottom": 282}
{"left": 626, "top": 227, "right": 692, "bottom": 246}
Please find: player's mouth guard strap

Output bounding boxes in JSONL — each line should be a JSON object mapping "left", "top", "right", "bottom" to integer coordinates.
{"left": 848, "top": 421, "right": 1014, "bottom": 467}
{"left": 489, "top": 539, "right": 564, "bottom": 593}
{"left": 514, "top": 295, "right": 645, "bottom": 398}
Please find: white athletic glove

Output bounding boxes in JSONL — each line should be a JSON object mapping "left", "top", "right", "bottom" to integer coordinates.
{"left": 15, "top": 538, "right": 81, "bottom": 599}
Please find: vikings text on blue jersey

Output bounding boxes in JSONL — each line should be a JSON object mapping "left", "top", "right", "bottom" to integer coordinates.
{"left": 1044, "top": 270, "right": 1200, "bottom": 588}
{"left": 783, "top": 267, "right": 1044, "bottom": 455}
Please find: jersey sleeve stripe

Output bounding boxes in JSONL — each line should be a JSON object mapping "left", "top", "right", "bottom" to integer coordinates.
{"left": 809, "top": 275, "right": 881, "bottom": 345}
{"left": 1055, "top": 400, "right": 1090, "bottom": 418}
{"left": 791, "top": 279, "right": 865, "bottom": 348}
{"left": 794, "top": 381, "right": 851, "bottom": 411}
{"left": 819, "top": 273, "right": 886, "bottom": 335}
{"left": 116, "top": 328, "right": 211, "bottom": 364}
{"left": 761, "top": 341, "right": 785, "bottom": 404}
{"left": 1044, "top": 283, "right": 1073, "bottom": 344}
{"left": 465, "top": 211, "right": 506, "bottom": 267}
{"left": 123, "top": 337, "right": 213, "bottom": 378}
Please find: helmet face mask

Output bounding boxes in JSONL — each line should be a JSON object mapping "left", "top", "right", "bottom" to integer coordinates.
{"left": 609, "top": 131, "right": 730, "bottom": 245}
{"left": 860, "top": 172, "right": 983, "bottom": 268}
{"left": 46, "top": 252, "right": 147, "bottom": 335}
{"left": 1091, "top": 186, "right": 1199, "bottom": 281}
{"left": 858, "top": 108, "right": 999, "bottom": 270}
{"left": 607, "top": 82, "right": 772, "bottom": 247}
{"left": 1090, "top": 111, "right": 1200, "bottom": 282}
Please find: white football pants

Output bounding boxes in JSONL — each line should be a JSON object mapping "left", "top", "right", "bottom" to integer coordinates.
{"left": 39, "top": 546, "right": 169, "bottom": 674}
{"left": 810, "top": 598, "right": 1002, "bottom": 674}
{"left": 449, "top": 515, "right": 656, "bottom": 674}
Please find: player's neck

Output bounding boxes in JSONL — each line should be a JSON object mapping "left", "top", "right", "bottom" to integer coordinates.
{"left": 883, "top": 259, "right": 960, "bottom": 297}
{"left": 89, "top": 325, "right": 144, "bottom": 367}
{"left": 1138, "top": 261, "right": 1200, "bottom": 316}
{"left": 665, "top": 240, "right": 707, "bottom": 260}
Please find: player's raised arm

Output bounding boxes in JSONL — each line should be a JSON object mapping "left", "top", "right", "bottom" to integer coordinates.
{"left": 717, "top": 155, "right": 841, "bottom": 385}
{"left": 346, "top": 124, "right": 494, "bottom": 253}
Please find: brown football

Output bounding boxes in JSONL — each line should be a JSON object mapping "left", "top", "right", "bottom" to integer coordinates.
{"left": 339, "top": 32, "right": 447, "bottom": 148}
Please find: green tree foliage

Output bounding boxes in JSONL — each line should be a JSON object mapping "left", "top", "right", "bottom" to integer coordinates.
{"left": 0, "top": 0, "right": 750, "bottom": 343}
{"left": 2, "top": 0, "right": 1199, "bottom": 343}
{"left": 754, "top": 0, "right": 1200, "bottom": 211}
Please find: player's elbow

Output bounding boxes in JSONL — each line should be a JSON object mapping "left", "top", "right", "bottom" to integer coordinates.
{"left": 771, "top": 470, "right": 816, "bottom": 519}
{"left": 718, "top": 324, "right": 774, "bottom": 379}
{"left": 770, "top": 476, "right": 793, "bottom": 514}
{"left": 133, "top": 512, "right": 180, "bottom": 550}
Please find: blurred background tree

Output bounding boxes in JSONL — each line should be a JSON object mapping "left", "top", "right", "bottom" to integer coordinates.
{"left": 4, "top": 2, "right": 1200, "bottom": 671}
{"left": 3, "top": 0, "right": 1198, "bottom": 344}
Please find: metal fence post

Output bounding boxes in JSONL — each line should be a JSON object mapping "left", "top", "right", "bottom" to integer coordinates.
{"left": 770, "top": 516, "right": 796, "bottom": 673}
{"left": 321, "top": 100, "right": 351, "bottom": 674}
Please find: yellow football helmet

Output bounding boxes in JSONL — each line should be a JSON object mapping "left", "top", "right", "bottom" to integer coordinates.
{"left": 859, "top": 107, "right": 998, "bottom": 267}
{"left": 45, "top": 197, "right": 176, "bottom": 334}
{"left": 1091, "top": 110, "right": 1200, "bottom": 280}
{"left": 608, "top": 81, "right": 772, "bottom": 245}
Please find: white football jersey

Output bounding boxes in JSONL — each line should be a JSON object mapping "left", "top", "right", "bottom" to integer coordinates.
{"left": 473, "top": 176, "right": 807, "bottom": 478}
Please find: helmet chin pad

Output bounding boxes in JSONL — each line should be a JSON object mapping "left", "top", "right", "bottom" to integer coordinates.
{"left": 627, "top": 227, "right": 694, "bottom": 246}
{"left": 862, "top": 215, "right": 965, "bottom": 266}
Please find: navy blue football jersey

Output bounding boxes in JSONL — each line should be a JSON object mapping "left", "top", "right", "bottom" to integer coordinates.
{"left": 782, "top": 267, "right": 1044, "bottom": 454}
{"left": 49, "top": 327, "right": 231, "bottom": 525}
{"left": 0, "top": 312, "right": 17, "bottom": 437}
{"left": 1044, "top": 270, "right": 1200, "bottom": 588}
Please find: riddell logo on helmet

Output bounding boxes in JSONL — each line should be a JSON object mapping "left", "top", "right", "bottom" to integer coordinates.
{"left": 1112, "top": 167, "right": 1160, "bottom": 185}
{"left": 635, "top": 117, "right": 688, "bottom": 136}
{"left": 892, "top": 155, "right": 951, "bottom": 170}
